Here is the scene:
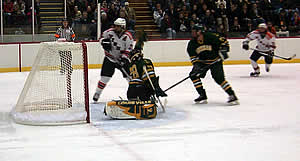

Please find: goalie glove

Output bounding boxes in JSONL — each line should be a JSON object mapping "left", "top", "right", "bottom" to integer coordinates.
{"left": 101, "top": 38, "right": 112, "bottom": 51}
{"left": 153, "top": 77, "right": 167, "bottom": 97}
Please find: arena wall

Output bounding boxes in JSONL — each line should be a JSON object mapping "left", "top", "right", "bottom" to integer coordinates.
{"left": 0, "top": 38, "right": 299, "bottom": 73}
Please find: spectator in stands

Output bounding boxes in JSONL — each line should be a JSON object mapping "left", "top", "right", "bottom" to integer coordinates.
{"left": 249, "top": 3, "right": 263, "bottom": 27}
{"left": 203, "top": 9, "right": 216, "bottom": 32}
{"left": 73, "top": 6, "right": 82, "bottom": 25}
{"left": 178, "top": 12, "right": 188, "bottom": 32}
{"left": 12, "top": 0, "right": 26, "bottom": 25}
{"left": 67, "top": 0, "right": 75, "bottom": 19}
{"left": 101, "top": 11, "right": 111, "bottom": 33}
{"left": 80, "top": 11, "right": 92, "bottom": 24}
{"left": 267, "top": 21, "right": 276, "bottom": 34}
{"left": 228, "top": 3, "right": 240, "bottom": 28}
{"left": 124, "top": 2, "right": 136, "bottom": 30}
{"left": 153, "top": 3, "right": 164, "bottom": 27}
{"left": 101, "top": 1, "right": 109, "bottom": 13}
{"left": 161, "top": 14, "right": 176, "bottom": 39}
{"left": 107, "top": 3, "right": 119, "bottom": 22}
{"left": 26, "top": 7, "right": 36, "bottom": 25}
{"left": 215, "top": 3, "right": 229, "bottom": 32}
{"left": 230, "top": 17, "right": 241, "bottom": 32}
{"left": 199, "top": 3, "right": 208, "bottom": 15}
{"left": 4, "top": 0, "right": 14, "bottom": 25}
{"left": 190, "top": 13, "right": 200, "bottom": 25}
{"left": 86, "top": 6, "right": 94, "bottom": 22}
{"left": 165, "top": 3, "right": 177, "bottom": 22}
{"left": 276, "top": 9, "right": 289, "bottom": 28}
{"left": 191, "top": 4, "right": 201, "bottom": 16}
{"left": 180, "top": 5, "right": 190, "bottom": 19}
{"left": 215, "top": 0, "right": 226, "bottom": 9}
{"left": 239, "top": 3, "right": 252, "bottom": 31}
{"left": 259, "top": 0, "right": 273, "bottom": 22}
{"left": 289, "top": 11, "right": 300, "bottom": 32}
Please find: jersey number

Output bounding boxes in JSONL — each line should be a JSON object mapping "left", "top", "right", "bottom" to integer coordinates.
{"left": 130, "top": 64, "right": 139, "bottom": 79}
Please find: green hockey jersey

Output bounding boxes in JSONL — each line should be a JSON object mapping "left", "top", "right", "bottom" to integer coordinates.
{"left": 187, "top": 32, "right": 229, "bottom": 64}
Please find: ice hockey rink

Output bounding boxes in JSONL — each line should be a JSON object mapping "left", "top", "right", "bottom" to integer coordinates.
{"left": 1, "top": 63, "right": 300, "bottom": 161}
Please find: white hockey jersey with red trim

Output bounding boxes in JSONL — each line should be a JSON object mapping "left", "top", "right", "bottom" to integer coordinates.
{"left": 101, "top": 28, "right": 134, "bottom": 63}
{"left": 244, "top": 30, "right": 276, "bottom": 51}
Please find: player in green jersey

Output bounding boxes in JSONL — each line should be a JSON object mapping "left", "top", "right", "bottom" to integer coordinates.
{"left": 187, "top": 25, "right": 239, "bottom": 105}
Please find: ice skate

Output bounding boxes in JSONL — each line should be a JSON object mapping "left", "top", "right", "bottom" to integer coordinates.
{"left": 228, "top": 94, "right": 239, "bottom": 105}
{"left": 250, "top": 71, "right": 260, "bottom": 77}
{"left": 93, "top": 92, "right": 100, "bottom": 102}
{"left": 194, "top": 95, "right": 208, "bottom": 104}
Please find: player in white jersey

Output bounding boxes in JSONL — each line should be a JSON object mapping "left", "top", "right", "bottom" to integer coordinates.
{"left": 93, "top": 18, "right": 134, "bottom": 102}
{"left": 242, "top": 23, "right": 276, "bottom": 77}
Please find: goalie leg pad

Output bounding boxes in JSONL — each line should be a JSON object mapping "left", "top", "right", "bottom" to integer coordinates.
{"left": 104, "top": 100, "right": 157, "bottom": 119}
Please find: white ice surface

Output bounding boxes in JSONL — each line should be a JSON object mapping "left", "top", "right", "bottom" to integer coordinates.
{"left": 1, "top": 64, "right": 300, "bottom": 161}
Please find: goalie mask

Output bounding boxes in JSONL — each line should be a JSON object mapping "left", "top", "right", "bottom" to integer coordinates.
{"left": 129, "top": 49, "right": 143, "bottom": 62}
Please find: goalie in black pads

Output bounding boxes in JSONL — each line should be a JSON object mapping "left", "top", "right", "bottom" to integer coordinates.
{"left": 187, "top": 25, "right": 239, "bottom": 105}
{"left": 127, "top": 31, "right": 167, "bottom": 101}
{"left": 104, "top": 31, "right": 167, "bottom": 119}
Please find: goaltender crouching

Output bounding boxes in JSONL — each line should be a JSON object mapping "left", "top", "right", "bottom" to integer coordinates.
{"left": 104, "top": 31, "right": 167, "bottom": 120}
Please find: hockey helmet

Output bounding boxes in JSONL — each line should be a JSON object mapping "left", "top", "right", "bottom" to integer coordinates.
{"left": 129, "top": 49, "right": 143, "bottom": 62}
{"left": 114, "top": 18, "right": 126, "bottom": 29}
{"left": 192, "top": 24, "right": 205, "bottom": 32}
{"left": 258, "top": 23, "right": 267, "bottom": 29}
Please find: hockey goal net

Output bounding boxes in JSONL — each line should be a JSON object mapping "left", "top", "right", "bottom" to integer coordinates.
{"left": 11, "top": 42, "right": 90, "bottom": 125}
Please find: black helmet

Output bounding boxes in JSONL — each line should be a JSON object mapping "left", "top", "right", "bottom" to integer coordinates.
{"left": 129, "top": 49, "right": 143, "bottom": 62}
{"left": 192, "top": 24, "right": 205, "bottom": 32}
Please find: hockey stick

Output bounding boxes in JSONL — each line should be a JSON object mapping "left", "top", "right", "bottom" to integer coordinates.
{"left": 143, "top": 66, "right": 166, "bottom": 113}
{"left": 163, "top": 58, "right": 222, "bottom": 93}
{"left": 250, "top": 48, "right": 296, "bottom": 60}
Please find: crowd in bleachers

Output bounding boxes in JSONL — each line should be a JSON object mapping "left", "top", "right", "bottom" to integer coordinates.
{"left": 3, "top": 0, "right": 38, "bottom": 26}
{"left": 66, "top": 0, "right": 136, "bottom": 39}
{"left": 149, "top": 0, "right": 300, "bottom": 38}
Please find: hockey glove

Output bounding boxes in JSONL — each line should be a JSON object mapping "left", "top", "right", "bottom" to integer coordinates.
{"left": 154, "top": 77, "right": 167, "bottom": 97}
{"left": 117, "top": 54, "right": 130, "bottom": 67}
{"left": 101, "top": 38, "right": 112, "bottom": 51}
{"left": 242, "top": 41, "right": 249, "bottom": 50}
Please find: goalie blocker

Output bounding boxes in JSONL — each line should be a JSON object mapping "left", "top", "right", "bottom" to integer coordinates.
{"left": 104, "top": 100, "right": 157, "bottom": 119}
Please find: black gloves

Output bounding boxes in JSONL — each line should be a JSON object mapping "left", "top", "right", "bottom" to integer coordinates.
{"left": 242, "top": 44, "right": 249, "bottom": 50}
{"left": 153, "top": 77, "right": 167, "bottom": 97}
{"left": 101, "top": 38, "right": 112, "bottom": 51}
{"left": 117, "top": 54, "right": 130, "bottom": 67}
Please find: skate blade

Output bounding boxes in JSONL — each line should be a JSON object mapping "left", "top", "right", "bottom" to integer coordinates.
{"left": 228, "top": 100, "right": 240, "bottom": 106}
{"left": 195, "top": 100, "right": 208, "bottom": 104}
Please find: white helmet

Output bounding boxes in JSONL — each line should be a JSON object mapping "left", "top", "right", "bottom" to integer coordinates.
{"left": 114, "top": 18, "right": 126, "bottom": 29}
{"left": 258, "top": 23, "right": 267, "bottom": 29}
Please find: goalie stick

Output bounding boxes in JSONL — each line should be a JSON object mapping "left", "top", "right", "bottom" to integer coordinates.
{"left": 250, "top": 48, "right": 296, "bottom": 60}
{"left": 143, "top": 66, "right": 166, "bottom": 113}
{"left": 163, "top": 58, "right": 222, "bottom": 93}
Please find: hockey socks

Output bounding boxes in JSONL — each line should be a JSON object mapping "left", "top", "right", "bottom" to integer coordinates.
{"left": 93, "top": 76, "right": 111, "bottom": 101}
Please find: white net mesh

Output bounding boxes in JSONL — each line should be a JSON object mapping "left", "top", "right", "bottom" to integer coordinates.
{"left": 11, "top": 42, "right": 89, "bottom": 125}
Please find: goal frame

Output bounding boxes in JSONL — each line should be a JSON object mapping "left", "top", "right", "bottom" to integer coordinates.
{"left": 11, "top": 41, "right": 90, "bottom": 125}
